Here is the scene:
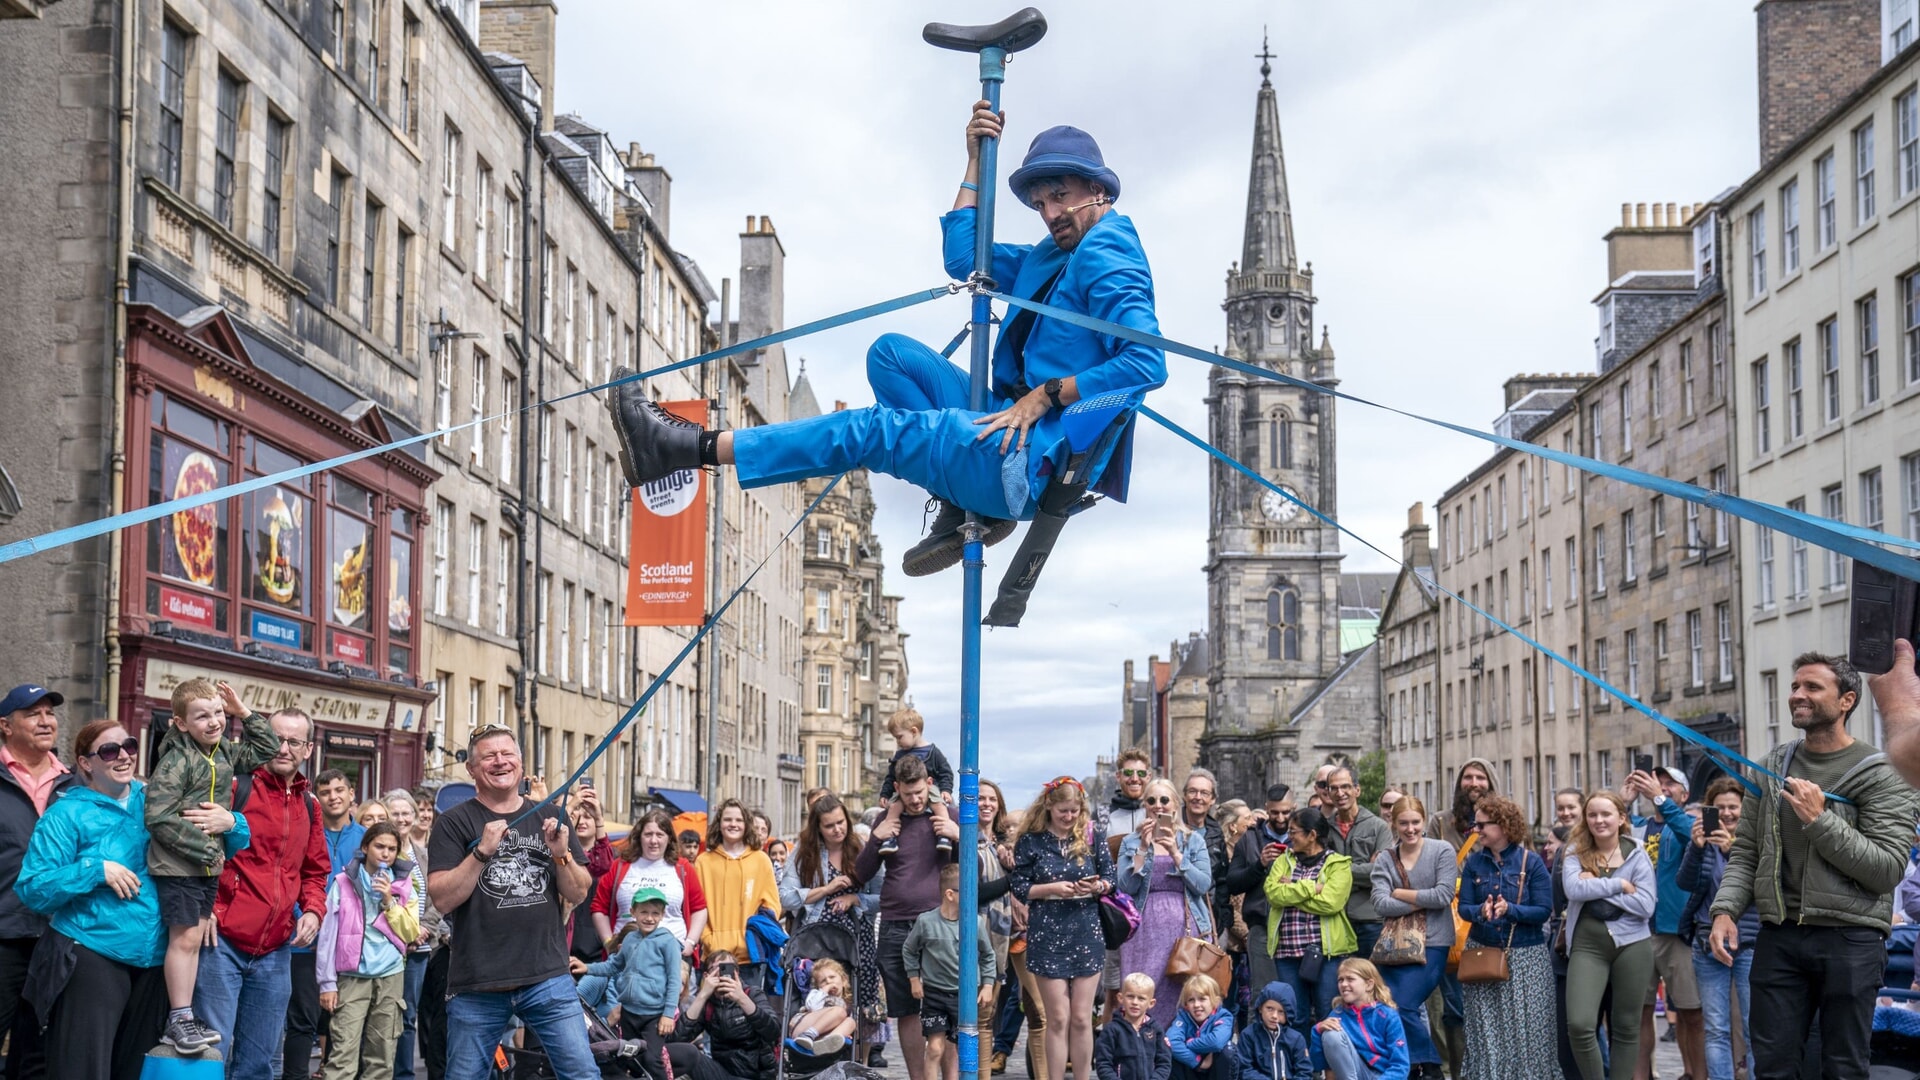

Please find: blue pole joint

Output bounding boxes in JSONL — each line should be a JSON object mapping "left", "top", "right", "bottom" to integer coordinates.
{"left": 959, "top": 1030, "right": 981, "bottom": 1073}
{"left": 958, "top": 771, "right": 980, "bottom": 825}
{"left": 979, "top": 46, "right": 1007, "bottom": 82}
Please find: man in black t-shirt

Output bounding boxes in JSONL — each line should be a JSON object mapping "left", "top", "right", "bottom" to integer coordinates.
{"left": 428, "top": 724, "right": 593, "bottom": 1080}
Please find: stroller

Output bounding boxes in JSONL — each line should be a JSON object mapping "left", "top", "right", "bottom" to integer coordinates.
{"left": 491, "top": 996, "right": 658, "bottom": 1080}
{"left": 776, "top": 922, "right": 862, "bottom": 1080}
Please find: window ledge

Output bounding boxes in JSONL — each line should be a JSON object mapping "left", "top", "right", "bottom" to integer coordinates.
{"left": 1620, "top": 579, "right": 1640, "bottom": 593}
{"left": 1744, "top": 292, "right": 1769, "bottom": 315}
{"left": 1683, "top": 684, "right": 1707, "bottom": 698}
{"left": 440, "top": 244, "right": 468, "bottom": 274}
{"left": 1652, "top": 690, "right": 1673, "bottom": 704}
{"left": 1849, "top": 218, "right": 1880, "bottom": 245}
{"left": 1892, "top": 380, "right": 1920, "bottom": 410}
{"left": 1778, "top": 437, "right": 1808, "bottom": 459}
{"left": 1776, "top": 268, "right": 1804, "bottom": 293}
{"left": 472, "top": 275, "right": 497, "bottom": 302}
{"left": 1649, "top": 564, "right": 1670, "bottom": 581}
{"left": 1819, "top": 586, "right": 1851, "bottom": 605}
{"left": 1810, "top": 245, "right": 1840, "bottom": 272}
{"left": 1753, "top": 606, "right": 1779, "bottom": 624}
{"left": 1814, "top": 421, "right": 1845, "bottom": 444}
{"left": 1855, "top": 398, "right": 1886, "bottom": 420}
{"left": 1784, "top": 596, "right": 1814, "bottom": 616}
{"left": 1711, "top": 679, "right": 1736, "bottom": 693}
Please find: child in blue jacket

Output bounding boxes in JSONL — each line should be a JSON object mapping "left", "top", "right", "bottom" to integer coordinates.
{"left": 1235, "top": 982, "right": 1312, "bottom": 1080}
{"left": 1310, "top": 959, "right": 1409, "bottom": 1080}
{"left": 570, "top": 887, "right": 682, "bottom": 1062}
{"left": 1167, "top": 973, "right": 1235, "bottom": 1080}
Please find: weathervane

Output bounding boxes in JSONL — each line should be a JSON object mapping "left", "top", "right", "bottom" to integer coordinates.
{"left": 1257, "top": 27, "right": 1275, "bottom": 85}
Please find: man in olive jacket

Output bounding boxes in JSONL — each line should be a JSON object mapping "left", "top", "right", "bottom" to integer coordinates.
{"left": 1322, "top": 764, "right": 1393, "bottom": 960}
{"left": 1708, "top": 652, "right": 1920, "bottom": 1079}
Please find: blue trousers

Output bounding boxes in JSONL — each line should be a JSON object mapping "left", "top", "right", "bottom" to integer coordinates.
{"left": 1318, "top": 1025, "right": 1380, "bottom": 1080}
{"left": 1274, "top": 951, "right": 1345, "bottom": 1044}
{"left": 194, "top": 935, "right": 293, "bottom": 1080}
{"left": 1376, "top": 946, "right": 1447, "bottom": 1066}
{"left": 445, "top": 973, "right": 597, "bottom": 1080}
{"left": 733, "top": 333, "right": 1032, "bottom": 519}
{"left": 1692, "top": 938, "right": 1753, "bottom": 1080}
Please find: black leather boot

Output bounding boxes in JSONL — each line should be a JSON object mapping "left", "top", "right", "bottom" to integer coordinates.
{"left": 902, "top": 497, "right": 1015, "bottom": 577}
{"left": 606, "top": 371, "right": 702, "bottom": 487}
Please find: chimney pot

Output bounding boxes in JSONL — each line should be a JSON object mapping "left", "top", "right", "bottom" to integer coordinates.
{"left": 745, "top": 215, "right": 755, "bottom": 234}
{"left": 1667, "top": 201, "right": 1679, "bottom": 224}
{"left": 1621, "top": 203, "right": 1632, "bottom": 228}
{"left": 1653, "top": 203, "right": 1665, "bottom": 227}
{"left": 1409, "top": 501, "right": 1425, "bottom": 527}
{"left": 1636, "top": 203, "right": 1649, "bottom": 227}
{"left": 759, "top": 215, "right": 774, "bottom": 234}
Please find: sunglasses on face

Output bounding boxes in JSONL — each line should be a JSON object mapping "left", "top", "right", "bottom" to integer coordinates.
{"left": 1471, "top": 821, "right": 1492, "bottom": 831}
{"left": 1120, "top": 769, "right": 1150, "bottom": 779}
{"left": 87, "top": 738, "right": 140, "bottom": 762}
{"left": 1144, "top": 795, "right": 1175, "bottom": 806}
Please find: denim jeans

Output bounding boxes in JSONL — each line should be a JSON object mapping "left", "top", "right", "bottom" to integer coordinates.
{"left": 194, "top": 936, "right": 293, "bottom": 1080}
{"left": 1691, "top": 937, "right": 1753, "bottom": 1080}
{"left": 1376, "top": 946, "right": 1448, "bottom": 1065}
{"left": 394, "top": 950, "right": 430, "bottom": 1080}
{"left": 1317, "top": 1025, "right": 1378, "bottom": 1080}
{"left": 1273, "top": 951, "right": 1345, "bottom": 1043}
{"left": 445, "top": 973, "right": 597, "bottom": 1080}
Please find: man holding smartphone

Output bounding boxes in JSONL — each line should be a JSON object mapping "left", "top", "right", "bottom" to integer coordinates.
{"left": 1624, "top": 764, "right": 1703, "bottom": 1080}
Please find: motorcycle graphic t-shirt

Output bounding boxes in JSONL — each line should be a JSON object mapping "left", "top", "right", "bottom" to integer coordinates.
{"left": 429, "top": 797, "right": 588, "bottom": 995}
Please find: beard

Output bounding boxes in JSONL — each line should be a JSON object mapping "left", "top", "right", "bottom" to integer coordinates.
{"left": 1451, "top": 786, "right": 1487, "bottom": 832}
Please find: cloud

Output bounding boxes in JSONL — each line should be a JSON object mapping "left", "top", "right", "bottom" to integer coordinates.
{"left": 557, "top": 1, "right": 1759, "bottom": 806}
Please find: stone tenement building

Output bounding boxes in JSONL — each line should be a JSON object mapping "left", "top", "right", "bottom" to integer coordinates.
{"left": 1378, "top": 504, "right": 1441, "bottom": 813}
{"left": 1118, "top": 634, "right": 1207, "bottom": 786}
{"left": 1197, "top": 53, "right": 1384, "bottom": 798}
{"left": 794, "top": 385, "right": 910, "bottom": 813}
{"left": 1729, "top": 0, "right": 1920, "bottom": 753}
{"left": 0, "top": 0, "right": 799, "bottom": 818}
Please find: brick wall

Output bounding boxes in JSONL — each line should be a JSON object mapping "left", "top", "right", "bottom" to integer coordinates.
{"left": 1757, "top": 0, "right": 1880, "bottom": 165}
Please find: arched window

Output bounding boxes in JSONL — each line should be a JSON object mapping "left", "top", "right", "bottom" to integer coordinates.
{"left": 1266, "top": 586, "right": 1300, "bottom": 661}
{"left": 1269, "top": 413, "right": 1293, "bottom": 471}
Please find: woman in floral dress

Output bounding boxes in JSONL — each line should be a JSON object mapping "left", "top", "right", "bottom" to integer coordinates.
{"left": 1010, "top": 776, "right": 1114, "bottom": 1080}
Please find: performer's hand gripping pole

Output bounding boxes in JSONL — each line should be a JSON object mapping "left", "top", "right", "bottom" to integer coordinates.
{"left": 919, "top": 11, "right": 1046, "bottom": 1080}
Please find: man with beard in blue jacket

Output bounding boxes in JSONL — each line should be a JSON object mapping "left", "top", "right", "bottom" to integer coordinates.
{"left": 606, "top": 102, "right": 1165, "bottom": 579}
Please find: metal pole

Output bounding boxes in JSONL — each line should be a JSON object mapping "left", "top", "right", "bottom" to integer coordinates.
{"left": 957, "top": 44, "right": 1007, "bottom": 1080}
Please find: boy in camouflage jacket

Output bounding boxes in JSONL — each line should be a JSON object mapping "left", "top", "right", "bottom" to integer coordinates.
{"left": 146, "top": 677, "right": 279, "bottom": 1053}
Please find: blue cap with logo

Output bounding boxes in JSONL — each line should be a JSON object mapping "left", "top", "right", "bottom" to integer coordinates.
{"left": 0, "top": 685, "right": 64, "bottom": 716}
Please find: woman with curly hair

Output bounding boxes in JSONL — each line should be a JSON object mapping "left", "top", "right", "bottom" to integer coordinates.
{"left": 1011, "top": 776, "right": 1114, "bottom": 1080}
{"left": 1455, "top": 795, "right": 1554, "bottom": 1079}
{"left": 1561, "top": 790, "right": 1656, "bottom": 1080}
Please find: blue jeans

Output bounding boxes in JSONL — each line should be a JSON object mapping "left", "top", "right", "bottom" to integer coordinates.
{"left": 445, "top": 973, "right": 597, "bottom": 1080}
{"left": 194, "top": 936, "right": 293, "bottom": 1080}
{"left": 1376, "top": 946, "right": 1447, "bottom": 1065}
{"left": 1317, "top": 1025, "right": 1378, "bottom": 1080}
{"left": 394, "top": 950, "right": 430, "bottom": 1080}
{"left": 1691, "top": 937, "right": 1753, "bottom": 1080}
{"left": 1274, "top": 951, "right": 1345, "bottom": 1043}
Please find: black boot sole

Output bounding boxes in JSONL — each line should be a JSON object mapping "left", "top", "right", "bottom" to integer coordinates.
{"left": 901, "top": 517, "right": 1017, "bottom": 577}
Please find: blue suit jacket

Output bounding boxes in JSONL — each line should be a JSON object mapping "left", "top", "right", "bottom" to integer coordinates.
{"left": 940, "top": 208, "right": 1166, "bottom": 504}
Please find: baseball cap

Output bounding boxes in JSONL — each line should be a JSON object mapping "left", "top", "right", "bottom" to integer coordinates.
{"left": 630, "top": 886, "right": 668, "bottom": 908}
{"left": 1656, "top": 766, "right": 1690, "bottom": 792}
{"left": 0, "top": 685, "right": 64, "bottom": 716}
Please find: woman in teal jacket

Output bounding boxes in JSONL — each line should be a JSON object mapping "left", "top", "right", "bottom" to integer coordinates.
{"left": 17, "top": 719, "right": 247, "bottom": 1080}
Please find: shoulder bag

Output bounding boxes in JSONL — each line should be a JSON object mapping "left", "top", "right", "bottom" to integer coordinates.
{"left": 1371, "top": 847, "right": 1428, "bottom": 966}
{"left": 1166, "top": 895, "right": 1233, "bottom": 990}
{"left": 1456, "top": 855, "right": 1525, "bottom": 984}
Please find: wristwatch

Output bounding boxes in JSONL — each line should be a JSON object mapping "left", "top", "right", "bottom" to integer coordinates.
{"left": 1043, "top": 378, "right": 1064, "bottom": 408}
{"left": 472, "top": 848, "right": 494, "bottom": 864}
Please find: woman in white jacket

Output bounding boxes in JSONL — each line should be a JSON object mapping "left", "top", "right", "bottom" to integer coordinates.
{"left": 1560, "top": 790, "right": 1659, "bottom": 1080}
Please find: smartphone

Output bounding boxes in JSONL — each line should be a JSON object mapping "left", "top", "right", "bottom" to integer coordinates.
{"left": 1634, "top": 754, "right": 1655, "bottom": 776}
{"left": 519, "top": 778, "right": 532, "bottom": 797}
{"left": 580, "top": 777, "right": 594, "bottom": 789}
{"left": 717, "top": 960, "right": 738, "bottom": 981}
{"left": 1702, "top": 806, "right": 1722, "bottom": 835}
{"left": 1850, "top": 559, "right": 1920, "bottom": 674}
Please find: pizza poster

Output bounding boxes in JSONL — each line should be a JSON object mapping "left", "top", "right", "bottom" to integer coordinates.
{"left": 625, "top": 400, "right": 707, "bottom": 628}
{"left": 153, "top": 436, "right": 229, "bottom": 592}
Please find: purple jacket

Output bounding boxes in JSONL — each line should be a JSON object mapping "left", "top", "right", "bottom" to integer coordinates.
{"left": 316, "top": 856, "right": 414, "bottom": 991}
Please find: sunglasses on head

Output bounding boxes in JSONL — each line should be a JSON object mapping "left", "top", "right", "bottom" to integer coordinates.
{"left": 87, "top": 738, "right": 140, "bottom": 762}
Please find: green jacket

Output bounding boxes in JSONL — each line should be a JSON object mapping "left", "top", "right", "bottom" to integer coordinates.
{"left": 144, "top": 710, "right": 279, "bottom": 878}
{"left": 1263, "top": 850, "right": 1357, "bottom": 957}
{"left": 1710, "top": 738, "right": 1920, "bottom": 932}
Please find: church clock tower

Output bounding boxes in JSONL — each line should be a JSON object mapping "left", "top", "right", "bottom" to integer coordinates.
{"left": 1200, "top": 41, "right": 1347, "bottom": 797}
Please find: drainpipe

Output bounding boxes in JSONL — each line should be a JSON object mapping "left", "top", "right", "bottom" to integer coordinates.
{"left": 103, "top": 0, "right": 139, "bottom": 724}
{"left": 529, "top": 124, "right": 548, "bottom": 776}
{"left": 513, "top": 99, "right": 538, "bottom": 752}
{"left": 704, "top": 282, "right": 731, "bottom": 802}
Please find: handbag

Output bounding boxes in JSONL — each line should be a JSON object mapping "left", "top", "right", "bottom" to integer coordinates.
{"left": 1098, "top": 892, "right": 1140, "bottom": 949}
{"left": 1456, "top": 857, "right": 1526, "bottom": 985}
{"left": 1371, "top": 849, "right": 1428, "bottom": 966}
{"left": 1166, "top": 900, "right": 1233, "bottom": 991}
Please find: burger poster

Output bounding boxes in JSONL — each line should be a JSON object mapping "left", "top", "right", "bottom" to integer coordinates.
{"left": 152, "top": 437, "right": 228, "bottom": 592}
{"left": 626, "top": 400, "right": 707, "bottom": 628}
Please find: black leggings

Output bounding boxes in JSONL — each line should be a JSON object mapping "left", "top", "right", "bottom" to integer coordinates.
{"left": 42, "top": 945, "right": 167, "bottom": 1080}
{"left": 665, "top": 1044, "right": 754, "bottom": 1080}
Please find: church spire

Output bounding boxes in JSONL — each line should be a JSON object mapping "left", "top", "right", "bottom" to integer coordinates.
{"left": 1242, "top": 29, "right": 1296, "bottom": 274}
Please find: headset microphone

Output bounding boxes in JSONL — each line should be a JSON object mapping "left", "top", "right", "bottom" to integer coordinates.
{"left": 1062, "top": 195, "right": 1112, "bottom": 214}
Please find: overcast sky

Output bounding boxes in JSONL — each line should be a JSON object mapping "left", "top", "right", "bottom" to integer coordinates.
{"left": 557, "top": 2, "right": 1761, "bottom": 808}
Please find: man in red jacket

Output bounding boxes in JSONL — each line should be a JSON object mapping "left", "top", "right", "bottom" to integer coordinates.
{"left": 192, "top": 707, "right": 330, "bottom": 1080}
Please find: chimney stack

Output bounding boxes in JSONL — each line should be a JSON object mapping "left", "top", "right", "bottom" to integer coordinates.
{"left": 479, "top": 0, "right": 559, "bottom": 131}
{"left": 1402, "top": 501, "right": 1432, "bottom": 567}
{"left": 1756, "top": 0, "right": 1880, "bottom": 165}
{"left": 738, "top": 215, "right": 786, "bottom": 365}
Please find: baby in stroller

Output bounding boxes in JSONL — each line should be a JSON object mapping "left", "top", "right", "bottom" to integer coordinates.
{"left": 788, "top": 958, "right": 859, "bottom": 1055}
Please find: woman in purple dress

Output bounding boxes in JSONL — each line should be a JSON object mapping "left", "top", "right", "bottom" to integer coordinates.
{"left": 1115, "top": 778, "right": 1216, "bottom": 1030}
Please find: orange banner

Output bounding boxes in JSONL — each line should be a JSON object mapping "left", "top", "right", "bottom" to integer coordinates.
{"left": 625, "top": 400, "right": 708, "bottom": 627}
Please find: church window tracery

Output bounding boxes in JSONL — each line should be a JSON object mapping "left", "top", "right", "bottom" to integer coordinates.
{"left": 1266, "top": 586, "right": 1299, "bottom": 660}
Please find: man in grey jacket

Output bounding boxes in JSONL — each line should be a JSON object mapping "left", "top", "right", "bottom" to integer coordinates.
{"left": 1709, "top": 652, "right": 1920, "bottom": 1079}
{"left": 1324, "top": 764, "right": 1393, "bottom": 959}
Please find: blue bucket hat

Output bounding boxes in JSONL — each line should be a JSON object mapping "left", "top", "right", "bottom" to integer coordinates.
{"left": 1006, "top": 126, "right": 1121, "bottom": 209}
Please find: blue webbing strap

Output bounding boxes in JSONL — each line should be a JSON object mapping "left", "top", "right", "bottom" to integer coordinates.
{"left": 0, "top": 287, "right": 948, "bottom": 567}
{"left": 498, "top": 473, "right": 848, "bottom": 839}
{"left": 991, "top": 291, "right": 1920, "bottom": 581}
{"left": 1141, "top": 405, "right": 1841, "bottom": 805}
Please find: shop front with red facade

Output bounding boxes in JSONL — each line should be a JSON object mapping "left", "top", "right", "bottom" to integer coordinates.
{"left": 115, "top": 304, "right": 438, "bottom": 797}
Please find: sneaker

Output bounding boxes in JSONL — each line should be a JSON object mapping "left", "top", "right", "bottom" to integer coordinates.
{"left": 606, "top": 372, "right": 704, "bottom": 487}
{"left": 901, "top": 498, "right": 1016, "bottom": 577}
{"left": 812, "top": 1034, "right": 847, "bottom": 1055}
{"left": 877, "top": 835, "right": 900, "bottom": 858}
{"left": 991, "top": 1050, "right": 1010, "bottom": 1075}
{"left": 935, "top": 835, "right": 955, "bottom": 857}
{"left": 161, "top": 1016, "right": 217, "bottom": 1054}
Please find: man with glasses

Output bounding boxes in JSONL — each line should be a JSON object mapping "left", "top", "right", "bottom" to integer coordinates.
{"left": 196, "top": 707, "right": 329, "bottom": 1079}
{"left": 1225, "top": 784, "right": 1296, "bottom": 993}
{"left": 429, "top": 724, "right": 595, "bottom": 1079}
{"left": 0, "top": 683, "right": 78, "bottom": 1077}
{"left": 1323, "top": 764, "right": 1393, "bottom": 960}
{"left": 1180, "top": 768, "right": 1230, "bottom": 940}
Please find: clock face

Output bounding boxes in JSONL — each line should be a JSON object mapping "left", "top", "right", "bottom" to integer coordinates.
{"left": 1261, "top": 485, "right": 1302, "bottom": 522}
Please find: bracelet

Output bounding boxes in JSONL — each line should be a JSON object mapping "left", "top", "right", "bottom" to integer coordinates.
{"left": 959, "top": 181, "right": 979, "bottom": 193}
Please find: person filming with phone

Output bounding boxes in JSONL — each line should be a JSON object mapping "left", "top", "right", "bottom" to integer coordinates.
{"left": 1678, "top": 778, "right": 1755, "bottom": 1080}
{"left": 1621, "top": 762, "right": 1703, "bottom": 1080}
{"left": 665, "top": 950, "right": 779, "bottom": 1080}
{"left": 1115, "top": 778, "right": 1214, "bottom": 1030}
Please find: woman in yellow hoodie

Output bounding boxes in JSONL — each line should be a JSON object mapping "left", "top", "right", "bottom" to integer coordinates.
{"left": 695, "top": 799, "right": 782, "bottom": 959}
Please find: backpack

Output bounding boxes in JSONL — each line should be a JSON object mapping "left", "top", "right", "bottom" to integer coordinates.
{"left": 232, "top": 773, "right": 321, "bottom": 827}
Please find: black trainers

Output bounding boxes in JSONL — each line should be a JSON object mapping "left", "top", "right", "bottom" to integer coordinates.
{"left": 901, "top": 498, "right": 1016, "bottom": 577}
{"left": 606, "top": 370, "right": 703, "bottom": 488}
{"left": 161, "top": 1016, "right": 219, "bottom": 1054}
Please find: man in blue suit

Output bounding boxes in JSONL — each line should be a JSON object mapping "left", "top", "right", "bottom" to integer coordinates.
{"left": 607, "top": 103, "right": 1166, "bottom": 577}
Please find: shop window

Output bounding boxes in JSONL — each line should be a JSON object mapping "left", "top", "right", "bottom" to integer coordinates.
{"left": 145, "top": 391, "right": 234, "bottom": 633}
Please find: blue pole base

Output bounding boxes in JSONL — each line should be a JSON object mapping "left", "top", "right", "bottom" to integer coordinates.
{"left": 140, "top": 1048, "right": 226, "bottom": 1079}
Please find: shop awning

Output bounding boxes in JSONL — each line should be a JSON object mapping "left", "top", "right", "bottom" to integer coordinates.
{"left": 649, "top": 786, "right": 707, "bottom": 814}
